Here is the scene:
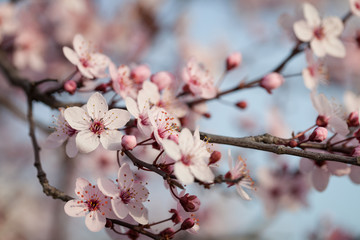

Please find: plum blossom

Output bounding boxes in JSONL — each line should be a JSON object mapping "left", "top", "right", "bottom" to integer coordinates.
{"left": 43, "top": 108, "right": 78, "bottom": 158}
{"left": 299, "top": 158, "right": 350, "bottom": 191}
{"left": 64, "top": 92, "right": 130, "bottom": 153}
{"left": 162, "top": 128, "right": 214, "bottom": 184}
{"left": 311, "top": 91, "right": 349, "bottom": 136}
{"left": 110, "top": 62, "right": 137, "bottom": 99}
{"left": 97, "top": 163, "right": 149, "bottom": 224}
{"left": 349, "top": 165, "right": 360, "bottom": 184}
{"left": 175, "top": 190, "right": 200, "bottom": 233}
{"left": 149, "top": 108, "right": 180, "bottom": 146}
{"left": 182, "top": 58, "right": 217, "bottom": 99}
{"left": 225, "top": 150, "right": 254, "bottom": 200}
{"left": 302, "top": 49, "right": 328, "bottom": 90}
{"left": 293, "top": 3, "right": 345, "bottom": 58}
{"left": 63, "top": 34, "right": 109, "bottom": 79}
{"left": 350, "top": 0, "right": 360, "bottom": 16}
{"left": 64, "top": 178, "right": 112, "bottom": 232}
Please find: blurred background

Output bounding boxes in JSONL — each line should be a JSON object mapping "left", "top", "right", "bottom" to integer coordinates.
{"left": 1, "top": 0, "right": 360, "bottom": 239}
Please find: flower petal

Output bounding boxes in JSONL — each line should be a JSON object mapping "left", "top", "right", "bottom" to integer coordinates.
{"left": 174, "top": 162, "right": 194, "bottom": 185}
{"left": 236, "top": 185, "right": 251, "bottom": 201}
{"left": 85, "top": 211, "right": 106, "bottom": 232}
{"left": 179, "top": 128, "right": 194, "bottom": 154}
{"left": 43, "top": 131, "right": 67, "bottom": 148}
{"left": 63, "top": 47, "right": 80, "bottom": 65}
{"left": 100, "top": 129, "right": 123, "bottom": 150}
{"left": 76, "top": 130, "right": 100, "bottom": 153}
{"left": 302, "top": 68, "right": 317, "bottom": 90}
{"left": 73, "top": 34, "right": 87, "bottom": 56}
{"left": 322, "top": 37, "right": 346, "bottom": 58}
{"left": 118, "top": 163, "right": 134, "bottom": 190}
{"left": 131, "top": 183, "right": 149, "bottom": 202}
{"left": 87, "top": 92, "right": 108, "bottom": 120}
{"left": 293, "top": 20, "right": 313, "bottom": 42}
{"left": 299, "top": 158, "right": 314, "bottom": 174}
{"left": 311, "top": 166, "right": 329, "bottom": 192}
{"left": 66, "top": 135, "right": 78, "bottom": 158}
{"left": 64, "top": 200, "right": 87, "bottom": 217}
{"left": 64, "top": 107, "right": 91, "bottom": 130}
{"left": 349, "top": 165, "right": 360, "bottom": 184}
{"left": 304, "top": 3, "right": 321, "bottom": 28}
{"left": 323, "top": 17, "right": 343, "bottom": 37}
{"left": 328, "top": 115, "right": 349, "bottom": 136}
{"left": 128, "top": 202, "right": 148, "bottom": 224}
{"left": 163, "top": 139, "right": 181, "bottom": 161}
{"left": 125, "top": 97, "right": 139, "bottom": 118}
{"left": 102, "top": 109, "right": 130, "bottom": 129}
{"left": 97, "top": 178, "right": 119, "bottom": 198}
{"left": 190, "top": 161, "right": 214, "bottom": 183}
{"left": 327, "top": 161, "right": 350, "bottom": 176}
{"left": 111, "top": 198, "right": 129, "bottom": 219}
{"left": 310, "top": 39, "right": 326, "bottom": 58}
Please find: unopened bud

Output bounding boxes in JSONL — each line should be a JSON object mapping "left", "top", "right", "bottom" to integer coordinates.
{"left": 160, "top": 228, "right": 175, "bottom": 238}
{"left": 126, "top": 229, "right": 139, "bottom": 240}
{"left": 209, "top": 151, "right": 221, "bottom": 165}
{"left": 289, "top": 140, "right": 298, "bottom": 148}
{"left": 95, "top": 83, "right": 108, "bottom": 92}
{"left": 226, "top": 52, "right": 242, "bottom": 71}
{"left": 235, "top": 101, "right": 247, "bottom": 109}
{"left": 179, "top": 193, "right": 201, "bottom": 212}
{"left": 224, "top": 171, "right": 235, "bottom": 187}
{"left": 203, "top": 113, "right": 211, "bottom": 118}
{"left": 316, "top": 115, "right": 329, "bottom": 127}
{"left": 130, "top": 65, "right": 151, "bottom": 84}
{"left": 122, "top": 135, "right": 137, "bottom": 150}
{"left": 309, "top": 127, "right": 328, "bottom": 142}
{"left": 260, "top": 72, "right": 284, "bottom": 94}
{"left": 354, "top": 129, "right": 360, "bottom": 141}
{"left": 347, "top": 111, "right": 359, "bottom": 127}
{"left": 181, "top": 218, "right": 195, "bottom": 230}
{"left": 64, "top": 80, "right": 77, "bottom": 95}
{"left": 151, "top": 71, "right": 174, "bottom": 90}
{"left": 169, "top": 209, "right": 182, "bottom": 224}
{"left": 105, "top": 219, "right": 113, "bottom": 228}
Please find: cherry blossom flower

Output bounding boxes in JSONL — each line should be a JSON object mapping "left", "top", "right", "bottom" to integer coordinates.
{"left": 344, "top": 90, "right": 360, "bottom": 114}
{"left": 110, "top": 62, "right": 137, "bottom": 99}
{"left": 64, "top": 92, "right": 130, "bottom": 153}
{"left": 225, "top": 150, "right": 254, "bottom": 200}
{"left": 97, "top": 163, "right": 149, "bottom": 224}
{"left": 149, "top": 108, "right": 180, "bottom": 146}
{"left": 175, "top": 190, "right": 200, "bottom": 233}
{"left": 43, "top": 108, "right": 78, "bottom": 158}
{"left": 182, "top": 58, "right": 217, "bottom": 99}
{"left": 350, "top": 0, "right": 360, "bottom": 16}
{"left": 162, "top": 128, "right": 214, "bottom": 184}
{"left": 63, "top": 34, "right": 109, "bottom": 79}
{"left": 64, "top": 178, "right": 112, "bottom": 232}
{"left": 302, "top": 49, "right": 328, "bottom": 90}
{"left": 151, "top": 71, "right": 175, "bottom": 90}
{"left": 299, "top": 158, "right": 350, "bottom": 191}
{"left": 311, "top": 91, "right": 349, "bottom": 136}
{"left": 0, "top": 3, "right": 18, "bottom": 42}
{"left": 349, "top": 165, "right": 360, "bottom": 184}
{"left": 293, "top": 3, "right": 345, "bottom": 58}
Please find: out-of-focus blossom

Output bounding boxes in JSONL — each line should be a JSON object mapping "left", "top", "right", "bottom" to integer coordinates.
{"left": 226, "top": 52, "right": 242, "bottom": 71}
{"left": 309, "top": 127, "right": 328, "bottom": 142}
{"left": 349, "top": 164, "right": 360, "bottom": 184}
{"left": 63, "top": 34, "right": 109, "bottom": 79}
{"left": 110, "top": 62, "right": 137, "bottom": 100}
{"left": 64, "top": 92, "right": 130, "bottom": 153}
{"left": 293, "top": 3, "right": 345, "bottom": 58}
{"left": 302, "top": 49, "right": 328, "bottom": 90}
{"left": 260, "top": 72, "right": 285, "bottom": 94}
{"left": 130, "top": 64, "right": 151, "bottom": 84}
{"left": 0, "top": 3, "right": 18, "bottom": 42}
{"left": 122, "top": 135, "right": 137, "bottom": 150}
{"left": 151, "top": 71, "right": 175, "bottom": 91}
{"left": 149, "top": 108, "right": 180, "bottom": 146}
{"left": 350, "top": 0, "right": 360, "bottom": 16}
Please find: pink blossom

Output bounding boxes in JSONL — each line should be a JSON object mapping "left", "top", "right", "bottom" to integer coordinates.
{"left": 122, "top": 135, "right": 137, "bottom": 150}
{"left": 151, "top": 71, "right": 175, "bottom": 90}
{"left": 162, "top": 128, "right": 214, "bottom": 184}
{"left": 64, "top": 80, "right": 77, "bottom": 95}
{"left": 226, "top": 52, "right": 242, "bottom": 71}
{"left": 302, "top": 49, "right": 328, "bottom": 90}
{"left": 63, "top": 34, "right": 109, "bottom": 79}
{"left": 293, "top": 3, "right": 345, "bottom": 58}
{"left": 309, "top": 127, "right": 328, "bottom": 142}
{"left": 64, "top": 178, "right": 112, "bottom": 232}
{"left": 43, "top": 108, "right": 78, "bottom": 158}
{"left": 97, "top": 163, "right": 149, "bottom": 224}
{"left": 64, "top": 92, "right": 130, "bottom": 153}
{"left": 149, "top": 108, "right": 180, "bottom": 146}
{"left": 0, "top": 3, "right": 18, "bottom": 42}
{"left": 182, "top": 58, "right": 217, "bottom": 99}
{"left": 349, "top": 165, "right": 360, "bottom": 184}
{"left": 350, "top": 0, "right": 360, "bottom": 16}
{"left": 130, "top": 64, "right": 151, "bottom": 84}
{"left": 109, "top": 62, "right": 138, "bottom": 99}
{"left": 299, "top": 158, "right": 350, "bottom": 191}
{"left": 260, "top": 72, "right": 284, "bottom": 94}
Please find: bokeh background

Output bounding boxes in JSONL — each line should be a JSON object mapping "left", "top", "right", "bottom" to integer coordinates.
{"left": 1, "top": 0, "right": 360, "bottom": 239}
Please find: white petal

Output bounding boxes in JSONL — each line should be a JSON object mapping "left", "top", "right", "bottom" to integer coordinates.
{"left": 87, "top": 92, "right": 108, "bottom": 120}
{"left": 236, "top": 185, "right": 251, "bottom": 201}
{"left": 128, "top": 202, "right": 148, "bottom": 224}
{"left": 43, "top": 131, "right": 67, "bottom": 148}
{"left": 125, "top": 97, "right": 140, "bottom": 118}
{"left": 349, "top": 165, "right": 360, "bottom": 184}
{"left": 179, "top": 128, "right": 194, "bottom": 154}
{"left": 64, "top": 200, "right": 87, "bottom": 217}
{"left": 303, "top": 3, "right": 321, "bottom": 28}
{"left": 131, "top": 183, "right": 149, "bottom": 202}
{"left": 323, "top": 37, "right": 346, "bottom": 58}
{"left": 328, "top": 116, "right": 349, "bottom": 136}
{"left": 162, "top": 139, "right": 181, "bottom": 161}
{"left": 65, "top": 135, "right": 78, "bottom": 158}
{"left": 311, "top": 167, "right": 329, "bottom": 192}
{"left": 310, "top": 39, "right": 326, "bottom": 58}
{"left": 102, "top": 109, "right": 130, "bottom": 129}
{"left": 85, "top": 211, "right": 106, "bottom": 232}
{"left": 64, "top": 107, "right": 91, "bottom": 130}
{"left": 73, "top": 34, "right": 87, "bottom": 56}
{"left": 190, "top": 161, "right": 214, "bottom": 183}
{"left": 78, "top": 63, "right": 94, "bottom": 79}
{"left": 327, "top": 161, "right": 350, "bottom": 176}
{"left": 63, "top": 47, "right": 80, "bottom": 65}
{"left": 97, "top": 178, "right": 119, "bottom": 198}
{"left": 76, "top": 130, "right": 100, "bottom": 153}
{"left": 118, "top": 163, "right": 134, "bottom": 190}
{"left": 293, "top": 20, "right": 313, "bottom": 42}
{"left": 100, "top": 130, "right": 123, "bottom": 150}
{"left": 142, "top": 81, "right": 160, "bottom": 104}
{"left": 323, "top": 17, "right": 343, "bottom": 37}
{"left": 111, "top": 198, "right": 129, "bottom": 219}
{"left": 299, "top": 158, "right": 314, "bottom": 174}
{"left": 174, "top": 162, "right": 194, "bottom": 185}
{"left": 302, "top": 68, "right": 317, "bottom": 90}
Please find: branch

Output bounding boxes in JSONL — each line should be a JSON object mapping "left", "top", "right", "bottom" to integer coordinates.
{"left": 200, "top": 132, "right": 360, "bottom": 166}
{"left": 109, "top": 218, "right": 163, "bottom": 240}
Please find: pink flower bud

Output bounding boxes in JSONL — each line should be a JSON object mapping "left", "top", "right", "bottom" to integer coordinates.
{"left": 260, "top": 72, "right": 284, "bottom": 94}
{"left": 309, "top": 127, "right": 328, "bottom": 142}
{"left": 209, "top": 151, "right": 221, "bottom": 165}
{"left": 236, "top": 101, "right": 247, "bottom": 109}
{"left": 169, "top": 209, "right": 182, "bottom": 224}
{"left": 352, "top": 146, "right": 360, "bottom": 156}
{"left": 289, "top": 140, "right": 298, "bottom": 148}
{"left": 160, "top": 228, "right": 175, "bottom": 238}
{"left": 130, "top": 65, "right": 151, "bottom": 84}
{"left": 151, "top": 71, "right": 175, "bottom": 90}
{"left": 347, "top": 111, "right": 359, "bottom": 127}
{"left": 316, "top": 115, "right": 329, "bottom": 127}
{"left": 179, "top": 193, "right": 201, "bottom": 212}
{"left": 181, "top": 218, "right": 195, "bottom": 230}
{"left": 224, "top": 171, "right": 235, "bottom": 187}
{"left": 64, "top": 80, "right": 77, "bottom": 95}
{"left": 226, "top": 52, "right": 242, "bottom": 71}
{"left": 122, "top": 135, "right": 137, "bottom": 150}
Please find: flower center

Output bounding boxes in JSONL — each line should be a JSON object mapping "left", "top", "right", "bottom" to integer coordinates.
{"left": 65, "top": 123, "right": 77, "bottom": 136}
{"left": 90, "top": 121, "right": 105, "bottom": 135}
{"left": 181, "top": 155, "right": 192, "bottom": 166}
{"left": 120, "top": 190, "right": 132, "bottom": 204}
{"left": 356, "top": 2, "right": 360, "bottom": 10}
{"left": 80, "top": 58, "right": 90, "bottom": 68}
{"left": 87, "top": 199, "right": 100, "bottom": 211}
{"left": 314, "top": 27, "right": 325, "bottom": 40}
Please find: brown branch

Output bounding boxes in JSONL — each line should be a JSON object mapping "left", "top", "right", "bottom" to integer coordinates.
{"left": 200, "top": 132, "right": 360, "bottom": 166}
{"left": 109, "top": 218, "right": 163, "bottom": 240}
